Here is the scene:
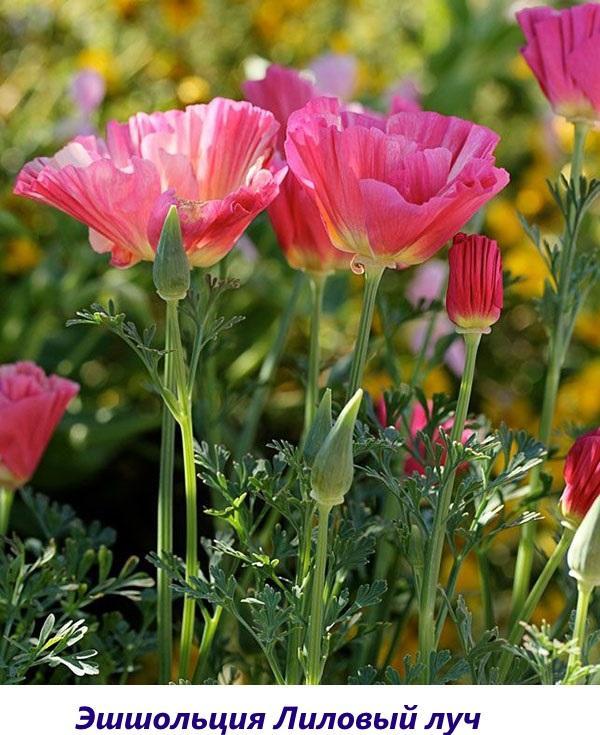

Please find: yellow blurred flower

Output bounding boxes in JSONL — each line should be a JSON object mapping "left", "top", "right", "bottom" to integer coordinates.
{"left": 177, "top": 75, "right": 211, "bottom": 104}
{"left": 77, "top": 49, "right": 116, "bottom": 87}
{"left": 423, "top": 365, "right": 451, "bottom": 396}
{"left": 575, "top": 310, "right": 600, "bottom": 349}
{"left": 503, "top": 245, "right": 547, "bottom": 298}
{"left": 509, "top": 53, "right": 531, "bottom": 81}
{"left": 485, "top": 199, "right": 523, "bottom": 247}
{"left": 556, "top": 359, "right": 600, "bottom": 427}
{"left": 2, "top": 237, "right": 42, "bottom": 274}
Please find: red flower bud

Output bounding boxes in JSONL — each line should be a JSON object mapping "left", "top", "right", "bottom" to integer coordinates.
{"left": 446, "top": 233, "right": 503, "bottom": 334}
{"left": 561, "top": 429, "right": 600, "bottom": 524}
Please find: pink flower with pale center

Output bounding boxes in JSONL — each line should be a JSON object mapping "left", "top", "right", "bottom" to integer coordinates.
{"left": 285, "top": 97, "right": 509, "bottom": 272}
{"left": 561, "top": 429, "right": 600, "bottom": 524}
{"left": 268, "top": 158, "right": 351, "bottom": 273}
{"left": 446, "top": 233, "right": 503, "bottom": 334}
{"left": 14, "top": 98, "right": 283, "bottom": 269}
{"left": 517, "top": 4, "right": 600, "bottom": 125}
{"left": 0, "top": 362, "right": 79, "bottom": 490}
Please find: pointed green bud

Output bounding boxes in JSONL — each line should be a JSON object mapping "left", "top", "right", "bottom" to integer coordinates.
{"left": 304, "top": 389, "right": 333, "bottom": 465}
{"left": 310, "top": 389, "right": 363, "bottom": 508}
{"left": 152, "top": 205, "right": 190, "bottom": 302}
{"left": 568, "top": 494, "right": 600, "bottom": 589}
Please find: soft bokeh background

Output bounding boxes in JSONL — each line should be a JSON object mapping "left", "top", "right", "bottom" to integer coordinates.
{"left": 1, "top": 0, "right": 599, "bottom": 662}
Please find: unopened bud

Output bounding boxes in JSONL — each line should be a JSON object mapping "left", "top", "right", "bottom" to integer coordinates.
{"left": 304, "top": 389, "right": 332, "bottom": 465}
{"left": 310, "top": 389, "right": 362, "bottom": 508}
{"left": 152, "top": 205, "right": 190, "bottom": 301}
{"left": 568, "top": 494, "right": 600, "bottom": 589}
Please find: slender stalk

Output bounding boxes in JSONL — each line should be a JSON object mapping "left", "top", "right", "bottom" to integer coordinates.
{"left": 166, "top": 301, "right": 199, "bottom": 681}
{"left": 306, "top": 503, "right": 331, "bottom": 685}
{"left": 347, "top": 266, "right": 385, "bottom": 400}
{"left": 237, "top": 271, "right": 303, "bottom": 457}
{"left": 157, "top": 314, "right": 176, "bottom": 684}
{"left": 286, "top": 502, "right": 314, "bottom": 684}
{"left": 191, "top": 607, "right": 223, "bottom": 684}
{"left": 304, "top": 274, "right": 325, "bottom": 434}
{"left": 477, "top": 549, "right": 494, "bottom": 632}
{"left": 418, "top": 332, "right": 480, "bottom": 679}
{"left": 498, "top": 526, "right": 574, "bottom": 681}
{"left": 565, "top": 581, "right": 593, "bottom": 682}
{"left": 0, "top": 488, "right": 14, "bottom": 536}
{"left": 510, "top": 122, "right": 589, "bottom": 619}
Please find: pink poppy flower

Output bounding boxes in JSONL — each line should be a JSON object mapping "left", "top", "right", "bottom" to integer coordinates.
{"left": 561, "top": 429, "right": 600, "bottom": 524}
{"left": 0, "top": 362, "right": 79, "bottom": 490}
{"left": 517, "top": 4, "right": 600, "bottom": 125}
{"left": 268, "top": 158, "right": 351, "bottom": 273}
{"left": 446, "top": 233, "right": 503, "bottom": 334}
{"left": 285, "top": 97, "right": 509, "bottom": 272}
{"left": 14, "top": 98, "right": 283, "bottom": 269}
{"left": 243, "top": 65, "right": 318, "bottom": 152}
{"left": 309, "top": 53, "right": 358, "bottom": 101}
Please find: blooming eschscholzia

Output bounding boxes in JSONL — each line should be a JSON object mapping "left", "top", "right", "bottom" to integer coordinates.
{"left": 14, "top": 98, "right": 283, "bottom": 269}
{"left": 285, "top": 98, "right": 509, "bottom": 273}
{"left": 0, "top": 362, "right": 79, "bottom": 491}
{"left": 517, "top": 3, "right": 600, "bottom": 125}
{"left": 446, "top": 233, "right": 503, "bottom": 334}
{"left": 561, "top": 429, "right": 600, "bottom": 526}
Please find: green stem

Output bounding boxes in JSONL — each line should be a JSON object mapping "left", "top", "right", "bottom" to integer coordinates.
{"left": 306, "top": 503, "right": 331, "bottom": 685}
{"left": 286, "top": 502, "right": 314, "bottom": 684}
{"left": 304, "top": 274, "right": 325, "bottom": 435}
{"left": 477, "top": 549, "right": 494, "bottom": 632}
{"left": 191, "top": 607, "right": 223, "bottom": 684}
{"left": 347, "top": 266, "right": 385, "bottom": 400}
{"left": 166, "top": 300, "right": 199, "bottom": 681}
{"left": 237, "top": 271, "right": 303, "bottom": 458}
{"left": 510, "top": 122, "right": 589, "bottom": 620}
{"left": 157, "top": 312, "right": 176, "bottom": 684}
{"left": 499, "top": 526, "right": 574, "bottom": 682}
{"left": 0, "top": 488, "right": 14, "bottom": 536}
{"left": 418, "top": 331, "right": 480, "bottom": 680}
{"left": 565, "top": 581, "right": 593, "bottom": 683}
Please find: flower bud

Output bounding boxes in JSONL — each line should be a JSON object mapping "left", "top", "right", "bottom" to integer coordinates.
{"left": 152, "top": 205, "right": 190, "bottom": 301}
{"left": 561, "top": 429, "right": 600, "bottom": 526}
{"left": 446, "top": 233, "right": 503, "bottom": 334}
{"left": 304, "top": 389, "right": 332, "bottom": 465}
{"left": 568, "top": 494, "right": 600, "bottom": 589}
{"left": 310, "top": 389, "right": 362, "bottom": 508}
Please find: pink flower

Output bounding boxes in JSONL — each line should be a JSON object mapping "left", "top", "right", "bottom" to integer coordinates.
{"left": 517, "top": 4, "right": 600, "bottom": 124}
{"left": 14, "top": 99, "right": 283, "bottom": 269}
{"left": 268, "top": 159, "right": 351, "bottom": 273}
{"left": 446, "top": 233, "right": 503, "bottom": 334}
{"left": 409, "top": 314, "right": 466, "bottom": 377}
{"left": 243, "top": 65, "right": 318, "bottom": 151}
{"left": 0, "top": 362, "right": 79, "bottom": 490}
{"left": 285, "top": 97, "right": 509, "bottom": 272}
{"left": 404, "top": 401, "right": 473, "bottom": 476}
{"left": 561, "top": 429, "right": 600, "bottom": 523}
{"left": 71, "top": 69, "right": 105, "bottom": 116}
{"left": 406, "top": 260, "right": 448, "bottom": 306}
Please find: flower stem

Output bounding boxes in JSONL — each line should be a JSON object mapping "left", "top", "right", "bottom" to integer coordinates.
{"left": 237, "top": 270, "right": 303, "bottom": 458}
{"left": 565, "top": 581, "right": 593, "bottom": 683}
{"left": 306, "top": 503, "right": 331, "bottom": 685}
{"left": 510, "top": 122, "right": 589, "bottom": 620}
{"left": 418, "top": 331, "right": 480, "bottom": 679}
{"left": 304, "top": 274, "right": 325, "bottom": 435}
{"left": 157, "top": 311, "right": 176, "bottom": 684}
{"left": 410, "top": 311, "right": 438, "bottom": 388}
{"left": 347, "top": 266, "right": 385, "bottom": 400}
{"left": 498, "top": 526, "right": 574, "bottom": 681}
{"left": 191, "top": 607, "right": 223, "bottom": 684}
{"left": 0, "top": 488, "right": 14, "bottom": 536}
{"left": 166, "top": 300, "right": 199, "bottom": 681}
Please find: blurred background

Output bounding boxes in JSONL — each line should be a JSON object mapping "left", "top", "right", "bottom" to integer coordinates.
{"left": 1, "top": 0, "right": 599, "bottom": 658}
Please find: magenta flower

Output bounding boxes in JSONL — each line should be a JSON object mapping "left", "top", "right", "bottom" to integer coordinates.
{"left": 517, "top": 4, "right": 600, "bottom": 124}
{"left": 309, "top": 53, "right": 358, "bottom": 101}
{"left": 285, "top": 97, "right": 509, "bottom": 272}
{"left": 0, "top": 362, "right": 79, "bottom": 490}
{"left": 243, "top": 65, "right": 318, "bottom": 152}
{"left": 268, "top": 159, "right": 351, "bottom": 273}
{"left": 446, "top": 233, "right": 503, "bottom": 334}
{"left": 562, "top": 429, "right": 600, "bottom": 524}
{"left": 14, "top": 98, "right": 283, "bottom": 268}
